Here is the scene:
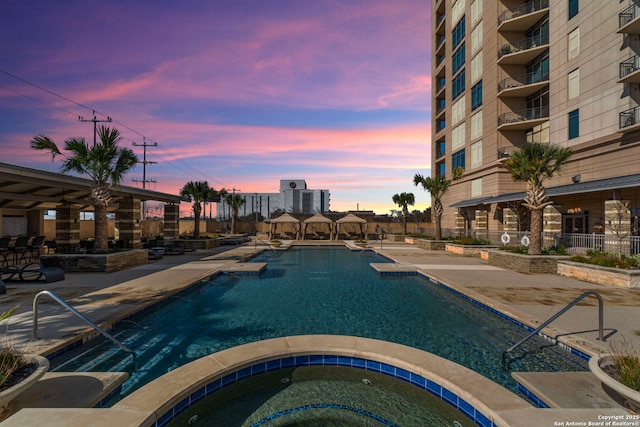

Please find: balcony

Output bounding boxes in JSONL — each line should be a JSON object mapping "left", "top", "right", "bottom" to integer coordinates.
{"left": 619, "top": 4, "right": 640, "bottom": 34}
{"left": 497, "top": 146, "right": 519, "bottom": 160}
{"left": 498, "top": 72, "right": 549, "bottom": 98}
{"left": 619, "top": 106, "right": 640, "bottom": 133}
{"left": 498, "top": 0, "right": 549, "bottom": 32}
{"left": 497, "top": 35, "right": 548, "bottom": 65}
{"left": 618, "top": 55, "right": 640, "bottom": 83}
{"left": 498, "top": 106, "right": 549, "bottom": 131}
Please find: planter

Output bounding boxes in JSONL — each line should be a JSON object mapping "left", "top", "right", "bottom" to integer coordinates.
{"left": 415, "top": 239, "right": 447, "bottom": 251}
{"left": 558, "top": 261, "right": 640, "bottom": 288}
{"left": 269, "top": 241, "right": 282, "bottom": 248}
{"left": 485, "top": 249, "right": 569, "bottom": 274}
{"left": 0, "top": 354, "right": 49, "bottom": 420}
{"left": 589, "top": 354, "right": 640, "bottom": 411}
{"left": 40, "top": 249, "right": 148, "bottom": 273}
{"left": 445, "top": 243, "right": 498, "bottom": 257}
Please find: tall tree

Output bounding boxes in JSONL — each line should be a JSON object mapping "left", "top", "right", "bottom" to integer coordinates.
{"left": 413, "top": 167, "right": 463, "bottom": 240}
{"left": 392, "top": 192, "right": 415, "bottom": 235}
{"left": 31, "top": 126, "right": 138, "bottom": 252}
{"left": 501, "top": 142, "right": 573, "bottom": 255}
{"left": 225, "top": 193, "right": 246, "bottom": 234}
{"left": 180, "top": 181, "right": 226, "bottom": 238}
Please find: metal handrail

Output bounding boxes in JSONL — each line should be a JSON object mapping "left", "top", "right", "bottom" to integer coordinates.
{"left": 506, "top": 291, "right": 604, "bottom": 354}
{"left": 33, "top": 290, "right": 137, "bottom": 370}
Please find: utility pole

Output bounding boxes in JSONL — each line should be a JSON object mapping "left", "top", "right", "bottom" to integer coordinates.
{"left": 78, "top": 111, "right": 112, "bottom": 146}
{"left": 132, "top": 138, "right": 157, "bottom": 219}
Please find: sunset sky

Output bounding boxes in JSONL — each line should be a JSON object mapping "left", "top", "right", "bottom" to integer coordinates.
{"left": 0, "top": 1, "right": 431, "bottom": 216}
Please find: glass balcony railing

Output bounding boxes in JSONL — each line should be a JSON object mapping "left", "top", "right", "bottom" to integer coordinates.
{"left": 498, "top": 0, "right": 549, "bottom": 26}
{"left": 498, "top": 106, "right": 549, "bottom": 126}
{"left": 498, "top": 71, "right": 549, "bottom": 92}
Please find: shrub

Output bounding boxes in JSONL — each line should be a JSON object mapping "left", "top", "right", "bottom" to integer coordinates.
{"left": 453, "top": 236, "right": 491, "bottom": 246}
{"left": 610, "top": 339, "right": 640, "bottom": 392}
{"left": 570, "top": 251, "right": 638, "bottom": 269}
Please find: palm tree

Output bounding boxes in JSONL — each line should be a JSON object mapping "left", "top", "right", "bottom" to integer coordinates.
{"left": 225, "top": 193, "right": 246, "bottom": 234}
{"left": 31, "top": 126, "right": 138, "bottom": 253}
{"left": 413, "top": 167, "right": 463, "bottom": 240}
{"left": 392, "top": 192, "right": 415, "bottom": 235}
{"left": 180, "top": 181, "right": 226, "bottom": 238}
{"left": 502, "top": 142, "right": 573, "bottom": 255}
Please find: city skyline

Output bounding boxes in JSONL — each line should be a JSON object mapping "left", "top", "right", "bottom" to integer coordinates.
{"left": 0, "top": 1, "right": 431, "bottom": 216}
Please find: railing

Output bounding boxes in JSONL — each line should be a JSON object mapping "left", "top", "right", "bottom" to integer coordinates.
{"left": 498, "top": 0, "right": 549, "bottom": 26}
{"left": 497, "top": 146, "right": 518, "bottom": 159}
{"left": 620, "top": 4, "right": 639, "bottom": 29}
{"left": 440, "top": 230, "right": 640, "bottom": 256}
{"left": 620, "top": 55, "right": 640, "bottom": 79}
{"left": 620, "top": 106, "right": 640, "bottom": 129}
{"left": 505, "top": 291, "right": 604, "bottom": 355}
{"left": 498, "top": 71, "right": 549, "bottom": 92}
{"left": 33, "top": 290, "right": 137, "bottom": 370}
{"left": 498, "top": 106, "right": 549, "bottom": 126}
{"left": 498, "top": 34, "right": 548, "bottom": 59}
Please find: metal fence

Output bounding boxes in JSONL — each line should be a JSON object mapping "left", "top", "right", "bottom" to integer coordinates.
{"left": 442, "top": 229, "right": 640, "bottom": 256}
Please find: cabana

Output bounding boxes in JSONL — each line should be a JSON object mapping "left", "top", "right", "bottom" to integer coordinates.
{"left": 301, "top": 214, "right": 334, "bottom": 240}
{"left": 335, "top": 214, "right": 368, "bottom": 240}
{"left": 268, "top": 213, "right": 301, "bottom": 240}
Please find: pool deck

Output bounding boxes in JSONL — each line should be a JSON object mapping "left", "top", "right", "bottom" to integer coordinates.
{"left": 1, "top": 239, "right": 639, "bottom": 426}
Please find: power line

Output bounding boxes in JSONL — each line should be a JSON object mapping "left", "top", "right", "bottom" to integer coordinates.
{"left": 0, "top": 67, "right": 234, "bottom": 191}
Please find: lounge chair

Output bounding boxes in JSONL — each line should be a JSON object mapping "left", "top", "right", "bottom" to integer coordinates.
{"left": 0, "top": 237, "right": 10, "bottom": 267}
{"left": 1, "top": 262, "right": 65, "bottom": 283}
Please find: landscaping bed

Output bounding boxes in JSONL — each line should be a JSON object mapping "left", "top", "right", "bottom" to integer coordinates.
{"left": 557, "top": 261, "right": 640, "bottom": 288}
{"left": 485, "top": 249, "right": 569, "bottom": 274}
{"left": 40, "top": 249, "right": 148, "bottom": 273}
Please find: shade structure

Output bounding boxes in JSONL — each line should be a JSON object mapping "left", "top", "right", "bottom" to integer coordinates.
{"left": 301, "top": 213, "right": 335, "bottom": 240}
{"left": 335, "top": 213, "right": 368, "bottom": 239}
{"left": 268, "top": 213, "right": 301, "bottom": 240}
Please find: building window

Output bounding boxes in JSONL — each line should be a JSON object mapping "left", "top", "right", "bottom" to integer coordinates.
{"left": 526, "top": 121, "right": 550, "bottom": 144}
{"left": 436, "top": 140, "right": 446, "bottom": 158}
{"left": 452, "top": 16, "right": 466, "bottom": 49}
{"left": 452, "top": 43, "right": 466, "bottom": 74}
{"left": 568, "top": 28, "right": 579, "bottom": 60}
{"left": 437, "top": 161, "right": 446, "bottom": 177}
{"left": 452, "top": 0, "right": 466, "bottom": 26}
{"left": 471, "top": 0, "right": 482, "bottom": 25}
{"left": 471, "top": 81, "right": 482, "bottom": 111}
{"left": 471, "top": 21, "right": 483, "bottom": 53}
{"left": 471, "top": 178, "right": 483, "bottom": 197}
{"left": 471, "top": 51, "right": 483, "bottom": 83}
{"left": 527, "top": 51, "right": 549, "bottom": 83}
{"left": 526, "top": 14, "right": 548, "bottom": 47}
{"left": 569, "top": 109, "right": 579, "bottom": 139}
{"left": 452, "top": 123, "right": 466, "bottom": 150}
{"left": 471, "top": 111, "right": 483, "bottom": 140}
{"left": 452, "top": 70, "right": 466, "bottom": 100}
{"left": 471, "top": 140, "right": 482, "bottom": 168}
{"left": 568, "top": 69, "right": 579, "bottom": 99}
{"left": 568, "top": 0, "right": 579, "bottom": 20}
{"left": 452, "top": 95, "right": 466, "bottom": 125}
{"left": 452, "top": 149, "right": 466, "bottom": 171}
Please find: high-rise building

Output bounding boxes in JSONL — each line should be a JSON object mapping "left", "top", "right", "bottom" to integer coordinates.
{"left": 216, "top": 179, "right": 330, "bottom": 220}
{"left": 431, "top": 0, "right": 640, "bottom": 238}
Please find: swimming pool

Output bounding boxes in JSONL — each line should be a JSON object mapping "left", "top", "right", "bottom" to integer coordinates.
{"left": 51, "top": 246, "right": 587, "bottom": 402}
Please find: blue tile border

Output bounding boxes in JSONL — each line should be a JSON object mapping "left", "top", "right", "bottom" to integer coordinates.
{"left": 414, "top": 271, "right": 592, "bottom": 362}
{"left": 151, "top": 355, "right": 498, "bottom": 427}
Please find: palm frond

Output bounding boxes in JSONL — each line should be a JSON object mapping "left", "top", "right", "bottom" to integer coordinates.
{"left": 30, "top": 135, "right": 62, "bottom": 160}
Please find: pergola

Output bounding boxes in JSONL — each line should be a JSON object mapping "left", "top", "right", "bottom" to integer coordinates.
{"left": 301, "top": 213, "right": 334, "bottom": 240}
{"left": 267, "top": 213, "right": 301, "bottom": 240}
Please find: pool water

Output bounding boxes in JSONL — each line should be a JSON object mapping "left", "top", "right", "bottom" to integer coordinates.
{"left": 169, "top": 366, "right": 476, "bottom": 427}
{"left": 52, "top": 247, "right": 587, "bottom": 402}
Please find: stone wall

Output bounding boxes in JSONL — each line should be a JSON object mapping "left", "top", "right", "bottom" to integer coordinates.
{"left": 40, "top": 249, "right": 148, "bottom": 273}
{"left": 415, "top": 239, "right": 447, "bottom": 250}
{"left": 445, "top": 244, "right": 498, "bottom": 257}
{"left": 486, "top": 249, "right": 568, "bottom": 274}
{"left": 557, "top": 261, "right": 640, "bottom": 288}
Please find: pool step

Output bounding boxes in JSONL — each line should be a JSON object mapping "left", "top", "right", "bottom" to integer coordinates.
{"left": 11, "top": 372, "right": 128, "bottom": 413}
{"left": 512, "top": 371, "right": 624, "bottom": 409}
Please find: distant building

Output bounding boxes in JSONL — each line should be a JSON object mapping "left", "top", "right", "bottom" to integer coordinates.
{"left": 216, "top": 179, "right": 330, "bottom": 220}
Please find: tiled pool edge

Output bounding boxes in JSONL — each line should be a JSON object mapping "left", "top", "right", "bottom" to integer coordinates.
{"left": 113, "top": 336, "right": 530, "bottom": 427}
{"left": 150, "top": 354, "right": 496, "bottom": 427}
